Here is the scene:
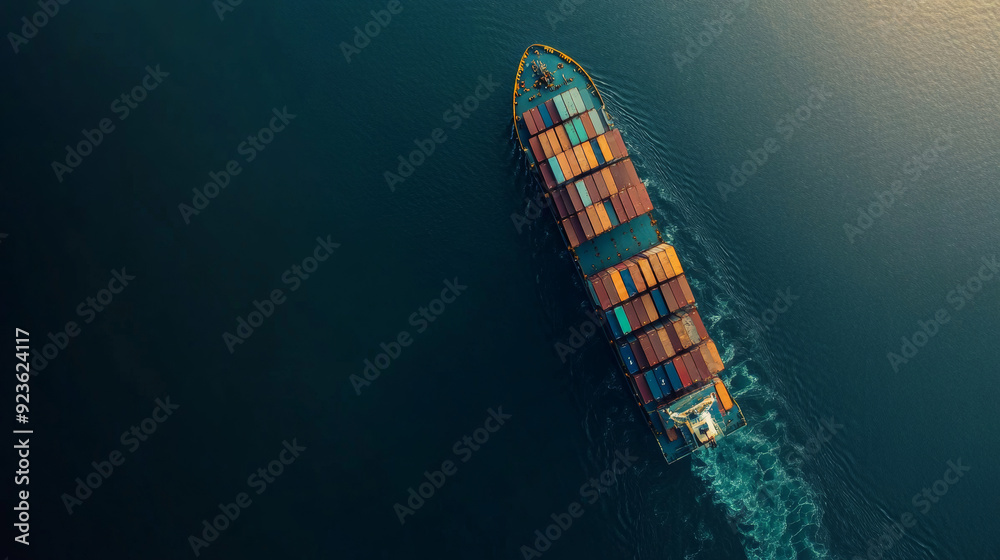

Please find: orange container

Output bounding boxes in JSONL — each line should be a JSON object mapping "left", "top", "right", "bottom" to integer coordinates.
{"left": 714, "top": 380, "right": 734, "bottom": 411}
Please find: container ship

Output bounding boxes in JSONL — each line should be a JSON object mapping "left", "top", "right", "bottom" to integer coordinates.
{"left": 513, "top": 45, "right": 746, "bottom": 463}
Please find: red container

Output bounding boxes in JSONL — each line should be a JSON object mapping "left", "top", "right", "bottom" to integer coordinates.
{"left": 566, "top": 183, "right": 585, "bottom": 212}
{"left": 531, "top": 108, "right": 546, "bottom": 133}
{"left": 619, "top": 188, "right": 638, "bottom": 219}
{"left": 523, "top": 110, "right": 538, "bottom": 135}
{"left": 664, "top": 320, "right": 684, "bottom": 353}
{"left": 658, "top": 284, "right": 678, "bottom": 312}
{"left": 583, "top": 177, "right": 601, "bottom": 205}
{"left": 593, "top": 171, "right": 610, "bottom": 197}
{"left": 647, "top": 329, "right": 669, "bottom": 363}
{"left": 673, "top": 356, "right": 693, "bottom": 387}
{"left": 636, "top": 184, "right": 654, "bottom": 214}
{"left": 668, "top": 279, "right": 688, "bottom": 310}
{"left": 637, "top": 333, "right": 658, "bottom": 366}
{"left": 562, "top": 218, "right": 581, "bottom": 247}
{"left": 539, "top": 162, "right": 556, "bottom": 190}
{"left": 610, "top": 194, "right": 628, "bottom": 223}
{"left": 627, "top": 262, "right": 646, "bottom": 292}
{"left": 588, "top": 173, "right": 609, "bottom": 200}
{"left": 624, "top": 159, "right": 641, "bottom": 187}
{"left": 610, "top": 164, "right": 628, "bottom": 191}
{"left": 632, "top": 297, "right": 650, "bottom": 326}
{"left": 689, "top": 309, "right": 710, "bottom": 340}
{"left": 590, "top": 277, "right": 612, "bottom": 309}
{"left": 677, "top": 275, "right": 696, "bottom": 305}
{"left": 578, "top": 209, "right": 596, "bottom": 239}
{"left": 626, "top": 186, "right": 645, "bottom": 214}
{"left": 691, "top": 347, "right": 712, "bottom": 381}
{"left": 600, "top": 274, "right": 620, "bottom": 305}
{"left": 552, "top": 189, "right": 568, "bottom": 218}
{"left": 528, "top": 136, "right": 545, "bottom": 162}
{"left": 622, "top": 301, "right": 640, "bottom": 330}
{"left": 682, "top": 353, "right": 699, "bottom": 382}
{"left": 611, "top": 129, "right": 629, "bottom": 158}
{"left": 633, "top": 373, "right": 654, "bottom": 404}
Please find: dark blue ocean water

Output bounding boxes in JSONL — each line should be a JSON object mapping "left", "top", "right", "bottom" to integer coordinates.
{"left": 3, "top": 1, "right": 999, "bottom": 559}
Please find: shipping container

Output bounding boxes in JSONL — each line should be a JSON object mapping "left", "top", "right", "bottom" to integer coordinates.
{"left": 647, "top": 254, "right": 668, "bottom": 283}
{"left": 572, "top": 117, "right": 589, "bottom": 144}
{"left": 618, "top": 267, "right": 638, "bottom": 296}
{"left": 611, "top": 129, "right": 629, "bottom": 157}
{"left": 523, "top": 110, "right": 538, "bottom": 135}
{"left": 589, "top": 139, "right": 606, "bottom": 165}
{"left": 580, "top": 113, "right": 597, "bottom": 139}
{"left": 547, "top": 156, "right": 565, "bottom": 184}
{"left": 664, "top": 245, "right": 683, "bottom": 276}
{"left": 578, "top": 208, "right": 596, "bottom": 239}
{"left": 597, "top": 274, "right": 618, "bottom": 305}
{"left": 538, "top": 132, "right": 554, "bottom": 159}
{"left": 565, "top": 120, "right": 581, "bottom": 146}
{"left": 587, "top": 109, "right": 606, "bottom": 135}
{"left": 582, "top": 142, "right": 599, "bottom": 169}
{"left": 562, "top": 91, "right": 577, "bottom": 116}
{"left": 585, "top": 205, "right": 603, "bottom": 235}
{"left": 647, "top": 328, "right": 668, "bottom": 362}
{"left": 597, "top": 135, "right": 615, "bottom": 162}
{"left": 545, "top": 129, "right": 562, "bottom": 154}
{"left": 608, "top": 194, "right": 626, "bottom": 223}
{"left": 573, "top": 88, "right": 591, "bottom": 112}
{"left": 573, "top": 145, "right": 590, "bottom": 173}
{"left": 632, "top": 185, "right": 651, "bottom": 214}
{"left": 682, "top": 354, "right": 699, "bottom": 383}
{"left": 603, "top": 201, "right": 619, "bottom": 227}
{"left": 527, "top": 136, "right": 544, "bottom": 162}
{"left": 653, "top": 366, "right": 672, "bottom": 395}
{"left": 677, "top": 275, "right": 696, "bottom": 305}
{"left": 595, "top": 203, "right": 613, "bottom": 231}
{"left": 570, "top": 88, "right": 587, "bottom": 115}
{"left": 544, "top": 99, "right": 560, "bottom": 124}
{"left": 567, "top": 148, "right": 584, "bottom": 178}
{"left": 555, "top": 152, "right": 573, "bottom": 180}
{"left": 563, "top": 183, "right": 583, "bottom": 213}
{"left": 571, "top": 215, "right": 587, "bottom": 247}
{"left": 627, "top": 262, "right": 646, "bottom": 292}
{"left": 625, "top": 158, "right": 641, "bottom": 187}
{"left": 622, "top": 301, "right": 640, "bottom": 332}
{"left": 630, "top": 338, "right": 649, "bottom": 370}
{"left": 714, "top": 380, "right": 734, "bottom": 411}
{"left": 668, "top": 279, "right": 688, "bottom": 310}
{"left": 633, "top": 296, "right": 650, "bottom": 326}
{"left": 673, "top": 356, "right": 693, "bottom": 387}
{"left": 637, "top": 333, "right": 658, "bottom": 366}
{"left": 611, "top": 306, "right": 630, "bottom": 334}
{"left": 539, "top": 162, "right": 557, "bottom": 190}
{"left": 636, "top": 185, "right": 655, "bottom": 214}
{"left": 582, "top": 176, "right": 601, "bottom": 203}
{"left": 664, "top": 361, "right": 683, "bottom": 392}
{"left": 704, "top": 340, "right": 725, "bottom": 374}
{"left": 688, "top": 309, "right": 710, "bottom": 340}
{"left": 619, "top": 188, "right": 638, "bottom": 219}
{"left": 641, "top": 293, "right": 659, "bottom": 323}
{"left": 654, "top": 326, "right": 676, "bottom": 359}
{"left": 551, "top": 189, "right": 568, "bottom": 218}
{"left": 649, "top": 410, "right": 667, "bottom": 433}
{"left": 636, "top": 257, "right": 656, "bottom": 287}
{"left": 531, "top": 108, "right": 546, "bottom": 133}
{"left": 599, "top": 168, "right": 617, "bottom": 194}
{"left": 610, "top": 164, "right": 628, "bottom": 191}
{"left": 671, "top": 316, "right": 693, "bottom": 348}
{"left": 609, "top": 271, "right": 629, "bottom": 302}
{"left": 645, "top": 371, "right": 664, "bottom": 400}
{"left": 590, "top": 277, "right": 612, "bottom": 309}
{"left": 633, "top": 373, "right": 654, "bottom": 404}
{"left": 618, "top": 342, "right": 639, "bottom": 373}
{"left": 538, "top": 105, "right": 553, "bottom": 128}
{"left": 691, "top": 347, "right": 711, "bottom": 381}
{"left": 657, "top": 284, "right": 677, "bottom": 312}
{"left": 574, "top": 181, "right": 593, "bottom": 207}
{"left": 604, "top": 309, "right": 623, "bottom": 338}
{"left": 663, "top": 321, "right": 684, "bottom": 354}
{"left": 680, "top": 314, "right": 701, "bottom": 344}
{"left": 650, "top": 288, "right": 669, "bottom": 316}
{"left": 562, "top": 217, "right": 581, "bottom": 247}
{"left": 589, "top": 173, "right": 608, "bottom": 200}
{"left": 560, "top": 189, "right": 576, "bottom": 219}
{"left": 553, "top": 95, "right": 570, "bottom": 121}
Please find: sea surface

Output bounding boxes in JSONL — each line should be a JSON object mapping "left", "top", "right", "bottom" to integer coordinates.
{"left": 3, "top": 1, "right": 999, "bottom": 559}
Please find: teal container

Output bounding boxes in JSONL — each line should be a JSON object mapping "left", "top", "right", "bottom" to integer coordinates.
{"left": 604, "top": 201, "right": 619, "bottom": 226}
{"left": 572, "top": 118, "right": 588, "bottom": 142}
{"left": 575, "top": 181, "right": 592, "bottom": 206}
{"left": 571, "top": 89, "right": 587, "bottom": 114}
{"left": 565, "top": 121, "right": 581, "bottom": 146}
{"left": 614, "top": 307, "right": 632, "bottom": 334}
{"left": 587, "top": 109, "right": 605, "bottom": 135}
{"left": 553, "top": 95, "right": 569, "bottom": 120}
{"left": 548, "top": 156, "right": 565, "bottom": 183}
{"left": 562, "top": 90, "right": 578, "bottom": 115}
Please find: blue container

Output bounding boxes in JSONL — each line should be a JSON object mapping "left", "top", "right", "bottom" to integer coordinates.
{"left": 603, "top": 201, "right": 619, "bottom": 226}
{"left": 539, "top": 106, "right": 553, "bottom": 128}
{"left": 562, "top": 91, "right": 578, "bottom": 115}
{"left": 664, "top": 361, "right": 683, "bottom": 392}
{"left": 648, "top": 411, "right": 666, "bottom": 432}
{"left": 548, "top": 156, "right": 565, "bottom": 183}
{"left": 613, "top": 306, "right": 632, "bottom": 334}
{"left": 645, "top": 371, "right": 663, "bottom": 400}
{"left": 619, "top": 269, "right": 638, "bottom": 297}
{"left": 618, "top": 342, "right": 639, "bottom": 373}
{"left": 651, "top": 289, "right": 669, "bottom": 316}
{"left": 605, "top": 310, "right": 623, "bottom": 338}
{"left": 572, "top": 117, "right": 589, "bottom": 142}
{"left": 653, "top": 366, "right": 671, "bottom": 394}
{"left": 565, "top": 121, "right": 581, "bottom": 146}
{"left": 575, "top": 181, "right": 592, "bottom": 207}
{"left": 553, "top": 95, "right": 570, "bottom": 120}
{"left": 591, "top": 139, "right": 606, "bottom": 165}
